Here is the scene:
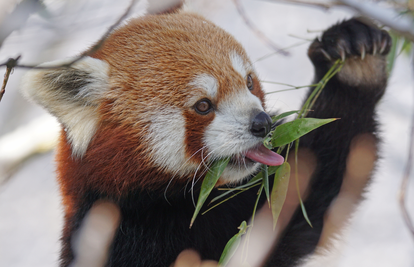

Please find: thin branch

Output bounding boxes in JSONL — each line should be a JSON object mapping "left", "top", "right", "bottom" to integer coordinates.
{"left": 0, "top": 56, "right": 21, "bottom": 102}
{"left": 0, "top": 0, "right": 139, "bottom": 70}
{"left": 338, "top": 0, "right": 414, "bottom": 43}
{"left": 267, "top": 0, "right": 414, "bottom": 42}
{"left": 0, "top": 0, "right": 139, "bottom": 101}
{"left": 232, "top": 0, "right": 289, "bottom": 56}
{"left": 270, "top": 0, "right": 414, "bottom": 42}
{"left": 255, "top": 41, "right": 309, "bottom": 62}
{"left": 262, "top": 0, "right": 342, "bottom": 10}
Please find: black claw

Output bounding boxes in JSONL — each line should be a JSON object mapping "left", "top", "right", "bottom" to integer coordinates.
{"left": 309, "top": 18, "right": 391, "bottom": 63}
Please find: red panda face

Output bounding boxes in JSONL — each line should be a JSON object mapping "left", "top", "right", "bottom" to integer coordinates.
{"left": 22, "top": 13, "right": 282, "bottom": 190}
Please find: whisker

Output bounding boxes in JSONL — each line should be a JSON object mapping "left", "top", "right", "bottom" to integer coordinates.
{"left": 165, "top": 145, "right": 207, "bottom": 203}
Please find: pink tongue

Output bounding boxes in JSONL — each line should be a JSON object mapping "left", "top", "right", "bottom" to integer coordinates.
{"left": 245, "top": 144, "right": 284, "bottom": 166}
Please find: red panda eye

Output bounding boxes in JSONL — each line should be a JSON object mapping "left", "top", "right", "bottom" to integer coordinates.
{"left": 247, "top": 75, "right": 254, "bottom": 91}
{"left": 194, "top": 99, "right": 213, "bottom": 115}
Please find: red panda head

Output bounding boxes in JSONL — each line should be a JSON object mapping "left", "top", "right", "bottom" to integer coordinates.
{"left": 22, "top": 13, "right": 283, "bottom": 195}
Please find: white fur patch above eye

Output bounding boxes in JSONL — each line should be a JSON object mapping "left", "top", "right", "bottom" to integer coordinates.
{"left": 189, "top": 73, "right": 218, "bottom": 99}
{"left": 21, "top": 56, "right": 110, "bottom": 157}
{"left": 230, "top": 52, "right": 248, "bottom": 78}
{"left": 146, "top": 106, "right": 197, "bottom": 177}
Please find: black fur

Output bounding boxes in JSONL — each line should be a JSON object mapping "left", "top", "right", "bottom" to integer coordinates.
{"left": 43, "top": 69, "right": 92, "bottom": 99}
{"left": 66, "top": 184, "right": 262, "bottom": 266}
{"left": 265, "top": 18, "right": 390, "bottom": 266}
{"left": 64, "top": 18, "right": 390, "bottom": 267}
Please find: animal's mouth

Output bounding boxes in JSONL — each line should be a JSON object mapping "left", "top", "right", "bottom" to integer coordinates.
{"left": 229, "top": 144, "right": 284, "bottom": 167}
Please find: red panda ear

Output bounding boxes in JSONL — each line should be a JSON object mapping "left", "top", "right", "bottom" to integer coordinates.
{"left": 21, "top": 56, "right": 109, "bottom": 157}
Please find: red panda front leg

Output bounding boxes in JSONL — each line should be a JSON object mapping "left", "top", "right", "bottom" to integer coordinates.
{"left": 265, "top": 18, "right": 391, "bottom": 267}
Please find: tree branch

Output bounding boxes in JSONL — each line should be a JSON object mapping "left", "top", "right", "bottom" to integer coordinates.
{"left": 0, "top": 0, "right": 139, "bottom": 101}
{"left": 232, "top": 0, "right": 289, "bottom": 56}
{"left": 0, "top": 0, "right": 139, "bottom": 70}
{"left": 338, "top": 0, "right": 414, "bottom": 42}
{"left": 263, "top": 0, "right": 343, "bottom": 10}
{"left": 0, "top": 56, "right": 20, "bottom": 102}
{"left": 267, "top": 0, "right": 414, "bottom": 42}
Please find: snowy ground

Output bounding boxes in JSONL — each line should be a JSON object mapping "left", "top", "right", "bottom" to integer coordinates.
{"left": 0, "top": 0, "right": 413, "bottom": 266}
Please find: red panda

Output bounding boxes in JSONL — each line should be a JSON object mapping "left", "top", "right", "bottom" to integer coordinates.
{"left": 21, "top": 10, "right": 391, "bottom": 267}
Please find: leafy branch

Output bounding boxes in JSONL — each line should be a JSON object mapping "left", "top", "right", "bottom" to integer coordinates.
{"left": 189, "top": 60, "right": 343, "bottom": 264}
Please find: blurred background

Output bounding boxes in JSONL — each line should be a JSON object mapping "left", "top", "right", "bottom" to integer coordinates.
{"left": 0, "top": 0, "right": 413, "bottom": 266}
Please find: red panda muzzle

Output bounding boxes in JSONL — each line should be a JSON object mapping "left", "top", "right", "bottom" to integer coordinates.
{"left": 250, "top": 111, "right": 272, "bottom": 138}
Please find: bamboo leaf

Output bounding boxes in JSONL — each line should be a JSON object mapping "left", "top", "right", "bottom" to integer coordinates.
{"left": 270, "top": 162, "right": 291, "bottom": 229}
{"left": 262, "top": 164, "right": 270, "bottom": 204}
{"left": 210, "top": 175, "right": 262, "bottom": 204}
{"left": 387, "top": 33, "right": 399, "bottom": 74}
{"left": 271, "top": 110, "right": 299, "bottom": 123}
{"left": 190, "top": 158, "right": 230, "bottom": 228}
{"left": 272, "top": 118, "right": 336, "bottom": 148}
{"left": 399, "top": 37, "right": 412, "bottom": 56}
{"left": 218, "top": 221, "right": 248, "bottom": 266}
{"left": 294, "top": 139, "right": 312, "bottom": 228}
{"left": 299, "top": 201, "right": 313, "bottom": 228}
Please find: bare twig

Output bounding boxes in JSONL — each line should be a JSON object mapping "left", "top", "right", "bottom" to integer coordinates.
{"left": 0, "top": 56, "right": 21, "bottom": 102}
{"left": 0, "top": 0, "right": 139, "bottom": 70}
{"left": 262, "top": 0, "right": 342, "bottom": 10}
{"left": 338, "top": 0, "right": 414, "bottom": 42}
{"left": 232, "top": 0, "right": 289, "bottom": 56}
{"left": 398, "top": 56, "right": 414, "bottom": 242}
{"left": 269, "top": 0, "right": 414, "bottom": 43}
{"left": 266, "top": 0, "right": 414, "bottom": 42}
{"left": 0, "top": 0, "right": 139, "bottom": 102}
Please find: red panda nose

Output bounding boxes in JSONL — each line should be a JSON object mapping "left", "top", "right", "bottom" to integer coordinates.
{"left": 250, "top": 111, "right": 272, "bottom": 138}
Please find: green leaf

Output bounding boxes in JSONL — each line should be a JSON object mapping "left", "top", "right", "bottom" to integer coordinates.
{"left": 272, "top": 118, "right": 336, "bottom": 148}
{"left": 387, "top": 33, "right": 399, "bottom": 75}
{"left": 299, "top": 201, "right": 313, "bottom": 228}
{"left": 271, "top": 110, "right": 299, "bottom": 123}
{"left": 210, "top": 176, "right": 262, "bottom": 204}
{"left": 218, "top": 221, "right": 248, "bottom": 266}
{"left": 262, "top": 165, "right": 270, "bottom": 204}
{"left": 270, "top": 162, "right": 291, "bottom": 229}
{"left": 399, "top": 37, "right": 412, "bottom": 56}
{"left": 294, "top": 139, "right": 312, "bottom": 228}
{"left": 190, "top": 158, "right": 230, "bottom": 228}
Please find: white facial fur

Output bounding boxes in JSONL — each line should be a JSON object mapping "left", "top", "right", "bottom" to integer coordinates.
{"left": 21, "top": 50, "right": 265, "bottom": 185}
{"left": 177, "top": 52, "right": 266, "bottom": 184}
{"left": 189, "top": 73, "right": 218, "bottom": 99}
{"left": 206, "top": 52, "right": 264, "bottom": 183}
{"left": 21, "top": 57, "right": 109, "bottom": 158}
{"left": 203, "top": 89, "right": 265, "bottom": 183}
{"left": 230, "top": 52, "right": 252, "bottom": 78}
{"left": 145, "top": 106, "right": 198, "bottom": 177}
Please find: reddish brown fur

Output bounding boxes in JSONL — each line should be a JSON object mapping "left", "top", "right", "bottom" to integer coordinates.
{"left": 53, "top": 12, "right": 266, "bottom": 194}
{"left": 251, "top": 75, "right": 265, "bottom": 106}
{"left": 183, "top": 110, "right": 215, "bottom": 161}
